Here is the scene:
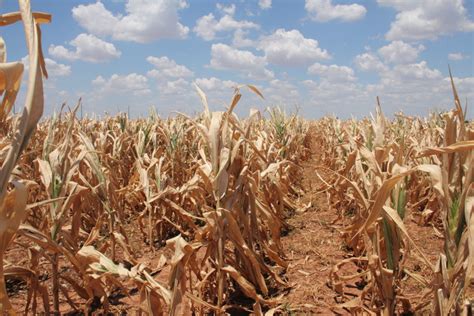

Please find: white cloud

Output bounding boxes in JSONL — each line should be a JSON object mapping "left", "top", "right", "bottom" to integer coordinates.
{"left": 363, "top": 61, "right": 447, "bottom": 113}
{"left": 354, "top": 52, "right": 388, "bottom": 72}
{"left": 49, "top": 33, "right": 121, "bottom": 63}
{"left": 354, "top": 41, "right": 426, "bottom": 74}
{"left": 143, "top": 56, "right": 195, "bottom": 98}
{"left": 232, "top": 29, "right": 255, "bottom": 48}
{"left": 45, "top": 58, "right": 72, "bottom": 77}
{"left": 378, "top": 41, "right": 425, "bottom": 64}
{"left": 378, "top": 0, "right": 474, "bottom": 41}
{"left": 308, "top": 63, "right": 356, "bottom": 82}
{"left": 92, "top": 76, "right": 106, "bottom": 86}
{"left": 391, "top": 61, "right": 442, "bottom": 81}
{"left": 356, "top": 54, "right": 441, "bottom": 81}
{"left": 258, "top": 0, "right": 272, "bottom": 10}
{"left": 71, "top": 2, "right": 118, "bottom": 38}
{"left": 302, "top": 62, "right": 363, "bottom": 114}
{"left": 216, "top": 3, "right": 236, "bottom": 16}
{"left": 305, "top": 0, "right": 367, "bottom": 22}
{"left": 258, "top": 29, "right": 331, "bottom": 66}
{"left": 263, "top": 79, "right": 300, "bottom": 104}
{"left": 92, "top": 73, "right": 151, "bottom": 96}
{"left": 21, "top": 56, "right": 72, "bottom": 77}
{"left": 351, "top": 45, "right": 471, "bottom": 116}
{"left": 303, "top": 79, "right": 368, "bottom": 115}
{"left": 443, "top": 77, "right": 474, "bottom": 99}
{"left": 146, "top": 56, "right": 194, "bottom": 78}
{"left": 72, "top": 0, "right": 189, "bottom": 43}
{"left": 352, "top": 51, "right": 469, "bottom": 117}
{"left": 448, "top": 52, "right": 468, "bottom": 61}
{"left": 162, "top": 78, "right": 191, "bottom": 95}
{"left": 301, "top": 60, "right": 471, "bottom": 117}
{"left": 195, "top": 77, "right": 237, "bottom": 91}
{"left": 210, "top": 43, "right": 274, "bottom": 80}
{"left": 194, "top": 13, "right": 258, "bottom": 41}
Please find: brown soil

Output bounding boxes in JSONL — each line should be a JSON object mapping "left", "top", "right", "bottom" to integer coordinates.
{"left": 278, "top": 127, "right": 347, "bottom": 314}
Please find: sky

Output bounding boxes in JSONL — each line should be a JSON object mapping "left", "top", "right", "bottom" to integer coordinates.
{"left": 1, "top": 0, "right": 473, "bottom": 119}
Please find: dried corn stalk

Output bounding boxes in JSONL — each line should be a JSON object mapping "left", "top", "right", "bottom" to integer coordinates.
{"left": 0, "top": 1, "right": 51, "bottom": 314}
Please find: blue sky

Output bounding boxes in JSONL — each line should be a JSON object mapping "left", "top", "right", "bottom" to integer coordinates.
{"left": 2, "top": 0, "right": 473, "bottom": 118}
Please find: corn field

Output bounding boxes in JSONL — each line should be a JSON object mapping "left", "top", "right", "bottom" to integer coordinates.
{"left": 0, "top": 1, "right": 473, "bottom": 315}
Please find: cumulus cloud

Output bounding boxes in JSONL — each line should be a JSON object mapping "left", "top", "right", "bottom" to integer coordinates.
{"left": 448, "top": 52, "right": 468, "bottom": 61}
{"left": 362, "top": 61, "right": 465, "bottom": 116}
{"left": 71, "top": 2, "right": 118, "bottom": 37}
{"left": 92, "top": 73, "right": 151, "bottom": 96}
{"left": 390, "top": 61, "right": 442, "bottom": 81}
{"left": 350, "top": 45, "right": 472, "bottom": 117}
{"left": 162, "top": 78, "right": 191, "bottom": 95}
{"left": 263, "top": 79, "right": 300, "bottom": 103}
{"left": 378, "top": 41, "right": 425, "bottom": 64}
{"left": 354, "top": 52, "right": 388, "bottom": 72}
{"left": 195, "top": 77, "right": 238, "bottom": 91}
{"left": 258, "top": 29, "right": 331, "bottom": 66}
{"left": 21, "top": 56, "right": 72, "bottom": 77}
{"left": 45, "top": 59, "right": 72, "bottom": 77}
{"left": 232, "top": 29, "right": 255, "bottom": 48}
{"left": 49, "top": 33, "right": 121, "bottom": 63}
{"left": 354, "top": 41, "right": 426, "bottom": 75}
{"left": 302, "top": 62, "right": 363, "bottom": 114}
{"left": 146, "top": 56, "right": 194, "bottom": 78}
{"left": 308, "top": 63, "right": 356, "bottom": 82}
{"left": 302, "top": 59, "right": 473, "bottom": 117}
{"left": 210, "top": 43, "right": 273, "bottom": 80}
{"left": 378, "top": 0, "right": 474, "bottom": 40}
{"left": 305, "top": 0, "right": 367, "bottom": 22}
{"left": 258, "top": 0, "right": 272, "bottom": 10}
{"left": 194, "top": 13, "right": 258, "bottom": 41}
{"left": 72, "top": 0, "right": 189, "bottom": 43}
{"left": 442, "top": 77, "right": 474, "bottom": 99}
{"left": 141, "top": 56, "right": 196, "bottom": 97}
{"left": 302, "top": 79, "right": 369, "bottom": 116}
{"left": 216, "top": 3, "right": 236, "bottom": 16}
{"left": 354, "top": 47, "right": 441, "bottom": 81}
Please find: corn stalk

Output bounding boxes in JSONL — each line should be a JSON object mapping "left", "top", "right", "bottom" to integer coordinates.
{"left": 0, "top": 1, "right": 50, "bottom": 313}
